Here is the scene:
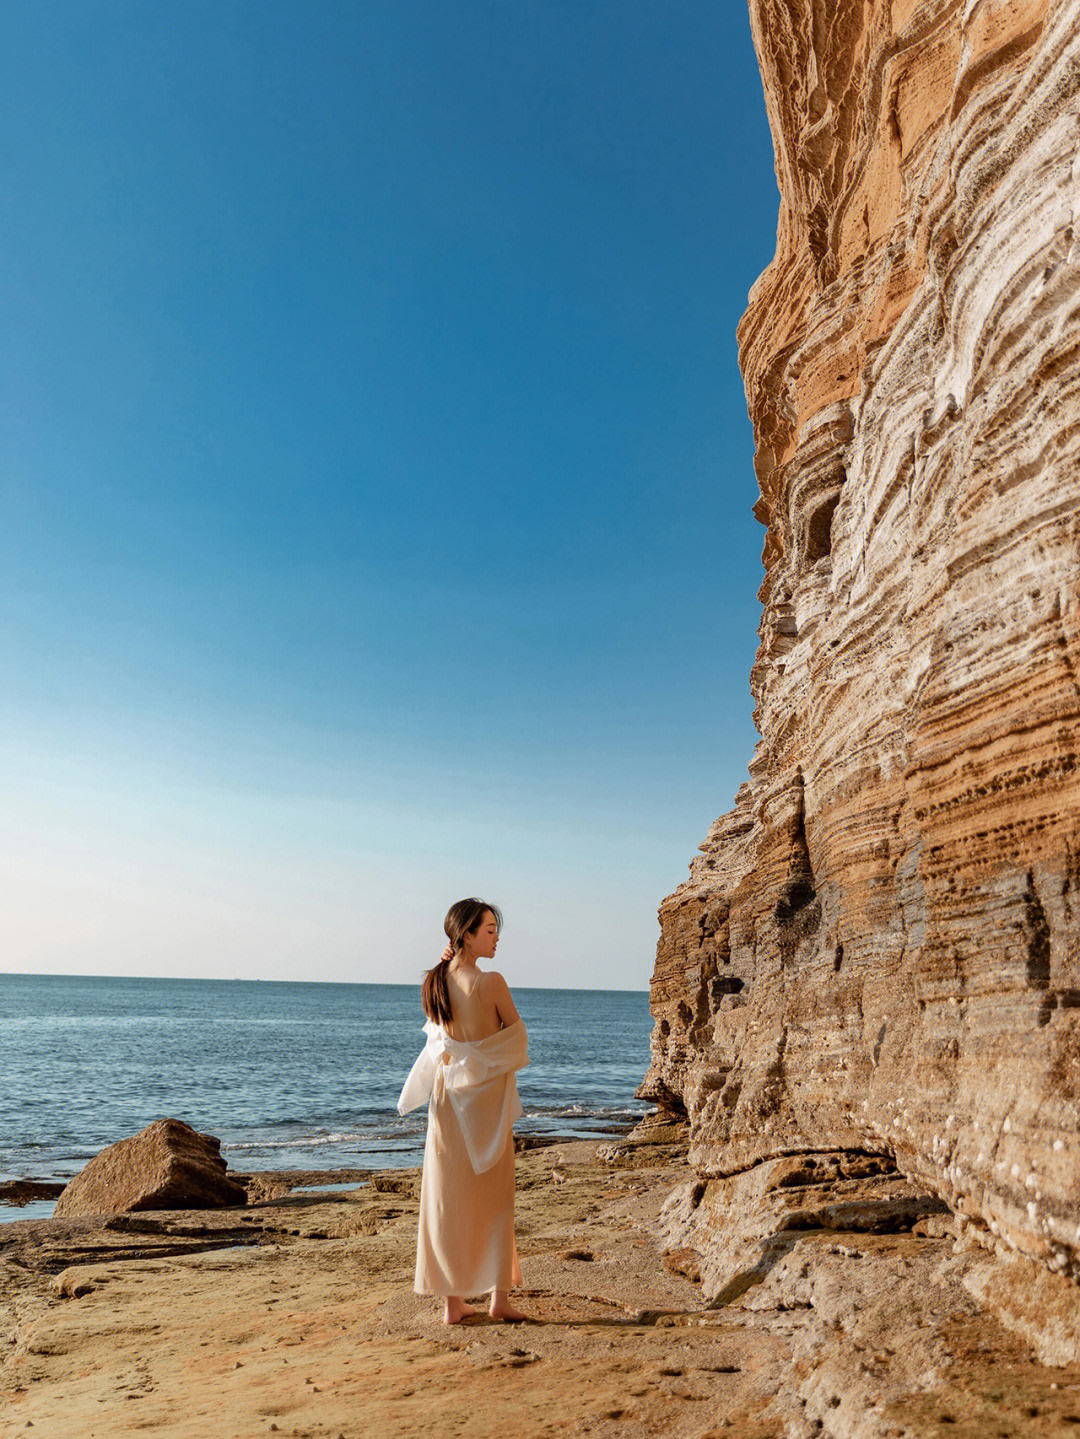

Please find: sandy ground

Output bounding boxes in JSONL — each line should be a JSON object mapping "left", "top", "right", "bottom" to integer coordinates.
{"left": 2, "top": 1135, "right": 1080, "bottom": 1439}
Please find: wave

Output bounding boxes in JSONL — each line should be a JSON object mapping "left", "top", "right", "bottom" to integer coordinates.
{"left": 221, "top": 1127, "right": 419, "bottom": 1152}
{"left": 218, "top": 1102, "right": 655, "bottom": 1152}
{"left": 522, "top": 1104, "right": 655, "bottom": 1120}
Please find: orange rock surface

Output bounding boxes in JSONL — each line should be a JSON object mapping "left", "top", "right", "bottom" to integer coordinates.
{"left": 54, "top": 1119, "right": 248, "bottom": 1219}
{"left": 8, "top": 1144, "right": 1080, "bottom": 1438}
{"left": 642, "top": 0, "right": 1080, "bottom": 1334}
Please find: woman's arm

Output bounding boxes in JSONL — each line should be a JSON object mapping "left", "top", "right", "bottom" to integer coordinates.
{"left": 486, "top": 971, "right": 521, "bottom": 1028}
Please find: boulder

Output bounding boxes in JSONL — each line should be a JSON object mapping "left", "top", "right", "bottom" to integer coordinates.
{"left": 54, "top": 1119, "right": 247, "bottom": 1217}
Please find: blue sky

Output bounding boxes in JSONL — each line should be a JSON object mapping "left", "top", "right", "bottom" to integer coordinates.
{"left": 2, "top": 1, "right": 778, "bottom": 990}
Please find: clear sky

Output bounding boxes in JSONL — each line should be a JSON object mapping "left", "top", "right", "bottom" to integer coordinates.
{"left": 2, "top": 1, "right": 778, "bottom": 991}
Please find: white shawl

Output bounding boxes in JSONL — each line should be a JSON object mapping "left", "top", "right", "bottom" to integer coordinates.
{"left": 397, "top": 1017, "right": 529, "bottom": 1174}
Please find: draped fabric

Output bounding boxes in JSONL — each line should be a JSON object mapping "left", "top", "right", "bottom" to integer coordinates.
{"left": 397, "top": 1018, "right": 529, "bottom": 1297}
{"left": 397, "top": 1017, "right": 529, "bottom": 1173}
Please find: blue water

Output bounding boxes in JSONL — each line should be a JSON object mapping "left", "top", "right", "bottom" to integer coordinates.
{"left": 0, "top": 976, "right": 655, "bottom": 1194}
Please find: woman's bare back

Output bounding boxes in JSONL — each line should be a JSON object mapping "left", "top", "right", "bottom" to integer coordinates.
{"left": 444, "top": 965, "right": 520, "bottom": 1042}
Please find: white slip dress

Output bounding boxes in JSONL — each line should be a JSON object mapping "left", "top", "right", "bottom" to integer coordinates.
{"left": 397, "top": 1015, "right": 529, "bottom": 1296}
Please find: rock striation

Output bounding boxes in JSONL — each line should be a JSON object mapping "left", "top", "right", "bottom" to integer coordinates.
{"left": 54, "top": 1119, "right": 247, "bottom": 1218}
{"left": 641, "top": 0, "right": 1080, "bottom": 1347}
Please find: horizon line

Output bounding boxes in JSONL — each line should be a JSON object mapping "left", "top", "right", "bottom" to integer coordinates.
{"left": 2, "top": 970, "right": 652, "bottom": 996}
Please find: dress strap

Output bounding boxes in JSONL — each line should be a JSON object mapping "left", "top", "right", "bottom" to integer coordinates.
{"left": 456, "top": 967, "right": 482, "bottom": 999}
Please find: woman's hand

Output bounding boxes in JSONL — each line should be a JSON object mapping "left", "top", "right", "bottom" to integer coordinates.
{"left": 439, "top": 945, "right": 454, "bottom": 964}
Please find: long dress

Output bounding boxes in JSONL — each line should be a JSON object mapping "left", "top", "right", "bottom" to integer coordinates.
{"left": 397, "top": 1016, "right": 529, "bottom": 1296}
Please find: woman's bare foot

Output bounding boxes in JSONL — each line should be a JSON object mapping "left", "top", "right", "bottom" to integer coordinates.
{"left": 489, "top": 1289, "right": 528, "bottom": 1322}
{"left": 443, "top": 1297, "right": 479, "bottom": 1325}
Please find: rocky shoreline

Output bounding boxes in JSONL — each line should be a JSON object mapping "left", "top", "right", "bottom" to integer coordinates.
{"left": 3, "top": 1125, "right": 1080, "bottom": 1438}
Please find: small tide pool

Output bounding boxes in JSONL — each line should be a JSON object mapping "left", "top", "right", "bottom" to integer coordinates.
{"left": 0, "top": 1198, "right": 58, "bottom": 1224}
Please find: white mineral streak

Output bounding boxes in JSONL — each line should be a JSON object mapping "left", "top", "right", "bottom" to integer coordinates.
{"left": 640, "top": 0, "right": 1080, "bottom": 1346}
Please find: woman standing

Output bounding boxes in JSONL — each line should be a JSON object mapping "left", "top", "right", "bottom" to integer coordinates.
{"left": 397, "top": 898, "right": 530, "bottom": 1324}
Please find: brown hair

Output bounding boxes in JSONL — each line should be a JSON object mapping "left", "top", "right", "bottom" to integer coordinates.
{"left": 421, "top": 898, "right": 503, "bottom": 1025}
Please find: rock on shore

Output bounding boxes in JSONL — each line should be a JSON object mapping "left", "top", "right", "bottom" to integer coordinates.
{"left": 54, "top": 1118, "right": 248, "bottom": 1218}
{"left": 640, "top": 0, "right": 1080, "bottom": 1358}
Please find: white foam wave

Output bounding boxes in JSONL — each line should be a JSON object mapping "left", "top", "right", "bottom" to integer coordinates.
{"left": 522, "top": 1104, "right": 655, "bottom": 1120}
{"left": 222, "top": 1131, "right": 376, "bottom": 1151}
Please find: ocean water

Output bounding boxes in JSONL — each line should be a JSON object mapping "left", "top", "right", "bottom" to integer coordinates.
{"left": 1, "top": 975, "right": 655, "bottom": 1206}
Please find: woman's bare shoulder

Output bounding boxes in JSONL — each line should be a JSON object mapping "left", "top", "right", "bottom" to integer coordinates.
{"left": 480, "top": 970, "right": 519, "bottom": 1008}
{"left": 481, "top": 970, "right": 521, "bottom": 1029}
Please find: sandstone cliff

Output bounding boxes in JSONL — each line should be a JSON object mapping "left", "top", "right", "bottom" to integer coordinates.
{"left": 642, "top": 0, "right": 1080, "bottom": 1355}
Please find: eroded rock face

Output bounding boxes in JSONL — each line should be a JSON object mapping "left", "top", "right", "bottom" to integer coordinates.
{"left": 54, "top": 1119, "right": 247, "bottom": 1217}
{"left": 642, "top": 0, "right": 1080, "bottom": 1323}
{"left": 658, "top": 1150, "right": 948, "bottom": 1304}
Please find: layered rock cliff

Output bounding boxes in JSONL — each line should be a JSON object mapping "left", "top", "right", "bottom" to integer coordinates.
{"left": 642, "top": 0, "right": 1080, "bottom": 1349}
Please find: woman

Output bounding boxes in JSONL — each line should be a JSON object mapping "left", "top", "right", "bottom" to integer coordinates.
{"left": 397, "top": 898, "right": 530, "bottom": 1324}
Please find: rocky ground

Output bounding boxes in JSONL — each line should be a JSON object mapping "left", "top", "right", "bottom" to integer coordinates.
{"left": 2, "top": 1129, "right": 1080, "bottom": 1439}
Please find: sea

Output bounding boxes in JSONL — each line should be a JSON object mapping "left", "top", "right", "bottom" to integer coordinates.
{"left": 0, "top": 974, "right": 656, "bottom": 1221}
